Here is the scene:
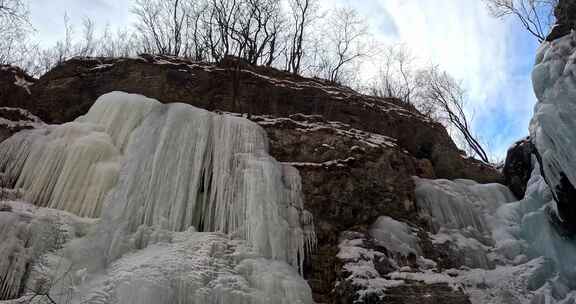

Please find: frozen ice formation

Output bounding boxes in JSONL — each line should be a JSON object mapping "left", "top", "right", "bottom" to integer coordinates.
{"left": 531, "top": 31, "right": 576, "bottom": 225}
{"left": 0, "top": 92, "right": 315, "bottom": 303}
{"left": 369, "top": 216, "right": 420, "bottom": 258}
{"left": 412, "top": 163, "right": 576, "bottom": 303}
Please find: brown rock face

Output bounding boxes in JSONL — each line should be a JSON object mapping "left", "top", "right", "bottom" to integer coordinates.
{"left": 547, "top": 0, "right": 576, "bottom": 41}
{"left": 0, "top": 65, "right": 35, "bottom": 108}
{"left": 1, "top": 55, "right": 501, "bottom": 184}
{"left": 503, "top": 137, "right": 534, "bottom": 199}
{"left": 0, "top": 107, "right": 43, "bottom": 143}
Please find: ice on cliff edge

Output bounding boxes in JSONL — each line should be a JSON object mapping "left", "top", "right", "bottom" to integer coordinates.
{"left": 0, "top": 91, "right": 315, "bottom": 304}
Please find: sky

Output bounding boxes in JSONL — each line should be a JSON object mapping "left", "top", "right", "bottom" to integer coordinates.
{"left": 28, "top": 0, "right": 541, "bottom": 160}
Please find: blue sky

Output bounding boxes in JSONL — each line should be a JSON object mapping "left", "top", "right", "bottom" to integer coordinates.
{"left": 28, "top": 0, "right": 541, "bottom": 160}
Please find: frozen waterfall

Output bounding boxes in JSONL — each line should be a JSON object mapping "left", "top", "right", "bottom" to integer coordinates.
{"left": 0, "top": 92, "right": 315, "bottom": 304}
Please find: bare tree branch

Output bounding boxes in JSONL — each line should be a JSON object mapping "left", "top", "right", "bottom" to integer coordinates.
{"left": 483, "top": 0, "right": 558, "bottom": 42}
{"left": 416, "top": 65, "right": 490, "bottom": 163}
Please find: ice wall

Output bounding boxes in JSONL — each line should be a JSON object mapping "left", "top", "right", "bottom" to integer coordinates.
{"left": 414, "top": 177, "right": 517, "bottom": 269}
{"left": 0, "top": 92, "right": 315, "bottom": 303}
{"left": 531, "top": 31, "right": 576, "bottom": 224}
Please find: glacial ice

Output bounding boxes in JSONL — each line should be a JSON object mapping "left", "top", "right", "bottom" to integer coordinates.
{"left": 0, "top": 91, "right": 315, "bottom": 303}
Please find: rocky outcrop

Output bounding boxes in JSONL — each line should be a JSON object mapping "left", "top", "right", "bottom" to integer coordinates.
{"left": 0, "top": 56, "right": 501, "bottom": 184}
{"left": 547, "top": 0, "right": 576, "bottom": 41}
{"left": 0, "top": 65, "right": 41, "bottom": 141}
{"left": 503, "top": 137, "right": 534, "bottom": 199}
{"left": 0, "top": 107, "right": 43, "bottom": 142}
{"left": 0, "top": 65, "right": 35, "bottom": 108}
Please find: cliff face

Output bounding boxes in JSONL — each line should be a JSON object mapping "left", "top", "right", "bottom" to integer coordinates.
{"left": 0, "top": 56, "right": 501, "bottom": 303}
{"left": 1, "top": 55, "right": 501, "bottom": 184}
{"left": 547, "top": 0, "right": 576, "bottom": 41}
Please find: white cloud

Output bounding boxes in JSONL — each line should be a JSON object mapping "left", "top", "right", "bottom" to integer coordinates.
{"left": 340, "top": 0, "right": 539, "bottom": 158}
{"left": 30, "top": 0, "right": 134, "bottom": 47}
{"left": 375, "top": 0, "right": 511, "bottom": 109}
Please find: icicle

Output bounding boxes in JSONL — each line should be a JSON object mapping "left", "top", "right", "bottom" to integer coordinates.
{"left": 0, "top": 122, "right": 121, "bottom": 218}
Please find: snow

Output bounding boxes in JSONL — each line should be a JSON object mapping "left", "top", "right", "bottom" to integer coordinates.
{"left": 13, "top": 75, "right": 32, "bottom": 95}
{"left": 0, "top": 91, "right": 315, "bottom": 303}
{"left": 61, "top": 232, "right": 313, "bottom": 304}
{"left": 336, "top": 234, "right": 405, "bottom": 303}
{"left": 89, "top": 63, "right": 114, "bottom": 71}
{"left": 0, "top": 107, "right": 43, "bottom": 131}
{"left": 253, "top": 114, "right": 398, "bottom": 149}
{"left": 530, "top": 30, "right": 576, "bottom": 221}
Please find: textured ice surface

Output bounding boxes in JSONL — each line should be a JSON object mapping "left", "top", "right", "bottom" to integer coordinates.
{"left": 0, "top": 92, "right": 314, "bottom": 303}
{"left": 0, "top": 123, "right": 121, "bottom": 218}
{"left": 369, "top": 216, "right": 420, "bottom": 257}
{"left": 414, "top": 177, "right": 515, "bottom": 236}
{"left": 0, "top": 201, "right": 94, "bottom": 301}
{"left": 413, "top": 164, "right": 576, "bottom": 303}
{"left": 531, "top": 31, "right": 576, "bottom": 221}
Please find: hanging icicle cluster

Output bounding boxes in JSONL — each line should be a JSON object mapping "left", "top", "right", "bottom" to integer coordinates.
{"left": 0, "top": 91, "right": 315, "bottom": 271}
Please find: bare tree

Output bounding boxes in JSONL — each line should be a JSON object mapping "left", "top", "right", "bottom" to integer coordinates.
{"left": 370, "top": 44, "right": 417, "bottom": 103}
{"left": 241, "top": 0, "right": 283, "bottom": 65}
{"left": 76, "top": 18, "right": 96, "bottom": 57}
{"left": 55, "top": 13, "right": 74, "bottom": 64}
{"left": 416, "top": 66, "right": 490, "bottom": 163}
{"left": 0, "top": 0, "right": 27, "bottom": 24}
{"left": 483, "top": 0, "right": 558, "bottom": 42}
{"left": 0, "top": 0, "right": 31, "bottom": 65}
{"left": 181, "top": 0, "right": 209, "bottom": 60}
{"left": 132, "top": 0, "right": 192, "bottom": 56}
{"left": 287, "top": 0, "right": 317, "bottom": 74}
{"left": 318, "top": 7, "right": 369, "bottom": 84}
{"left": 98, "top": 24, "right": 140, "bottom": 58}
